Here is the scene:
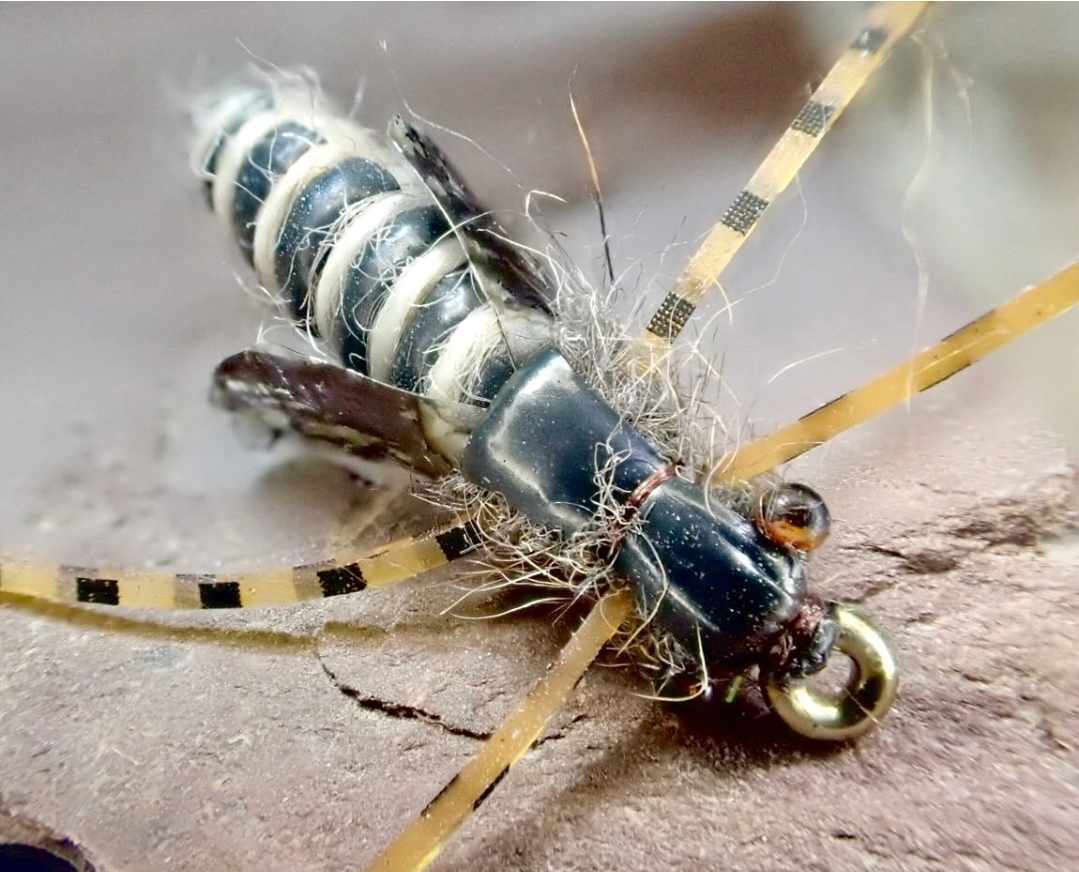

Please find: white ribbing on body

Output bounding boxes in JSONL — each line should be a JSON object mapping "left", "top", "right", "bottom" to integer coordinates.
{"left": 191, "top": 88, "right": 265, "bottom": 181}
{"left": 209, "top": 110, "right": 293, "bottom": 226}
{"left": 311, "top": 191, "right": 414, "bottom": 345}
{"left": 196, "top": 92, "right": 561, "bottom": 466}
{"left": 366, "top": 237, "right": 468, "bottom": 383}
{"left": 249, "top": 113, "right": 412, "bottom": 292}
{"left": 420, "top": 305, "right": 553, "bottom": 461}
{"left": 253, "top": 138, "right": 366, "bottom": 294}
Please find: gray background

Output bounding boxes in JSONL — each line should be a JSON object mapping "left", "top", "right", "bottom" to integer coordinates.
{"left": 0, "top": 4, "right": 1076, "bottom": 871}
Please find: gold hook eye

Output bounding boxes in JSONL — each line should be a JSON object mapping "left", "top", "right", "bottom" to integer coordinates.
{"left": 766, "top": 606, "right": 899, "bottom": 741}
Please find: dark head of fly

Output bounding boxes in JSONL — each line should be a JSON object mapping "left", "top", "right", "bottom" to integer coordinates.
{"left": 463, "top": 349, "right": 898, "bottom": 741}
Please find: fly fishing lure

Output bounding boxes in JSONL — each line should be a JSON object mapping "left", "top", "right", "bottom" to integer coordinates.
{"left": 1, "top": 4, "right": 1077, "bottom": 871}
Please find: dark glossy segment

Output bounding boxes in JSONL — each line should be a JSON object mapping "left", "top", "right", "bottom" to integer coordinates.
{"left": 614, "top": 477, "right": 805, "bottom": 668}
{"left": 461, "top": 349, "right": 665, "bottom": 535}
{"left": 274, "top": 157, "right": 401, "bottom": 320}
{"left": 231, "top": 121, "right": 318, "bottom": 263}
{"left": 200, "top": 90, "right": 272, "bottom": 206}
{"left": 338, "top": 204, "right": 450, "bottom": 374}
{"left": 390, "top": 268, "right": 482, "bottom": 393}
{"left": 464, "top": 348, "right": 807, "bottom": 670}
{"left": 468, "top": 348, "right": 515, "bottom": 406}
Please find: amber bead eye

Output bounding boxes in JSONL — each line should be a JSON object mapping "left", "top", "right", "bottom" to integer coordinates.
{"left": 754, "top": 483, "right": 831, "bottom": 552}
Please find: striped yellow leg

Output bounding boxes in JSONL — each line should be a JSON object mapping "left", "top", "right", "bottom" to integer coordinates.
{"left": 366, "top": 590, "right": 634, "bottom": 872}
{"left": 0, "top": 518, "right": 481, "bottom": 611}
{"left": 372, "top": 12, "right": 932, "bottom": 856}
{"left": 367, "top": 260, "right": 1079, "bottom": 872}
{"left": 637, "top": 1, "right": 928, "bottom": 359}
{"left": 711, "top": 261, "right": 1079, "bottom": 485}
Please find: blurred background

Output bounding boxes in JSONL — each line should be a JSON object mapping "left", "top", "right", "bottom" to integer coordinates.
{"left": 0, "top": 2, "right": 1076, "bottom": 567}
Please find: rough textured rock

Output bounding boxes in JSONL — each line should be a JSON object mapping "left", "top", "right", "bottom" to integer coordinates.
{"left": 1, "top": 5, "right": 1077, "bottom": 872}
{"left": 2, "top": 404, "right": 1075, "bottom": 872}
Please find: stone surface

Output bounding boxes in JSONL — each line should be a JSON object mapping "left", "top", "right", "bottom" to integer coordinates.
{"left": 1, "top": 5, "right": 1077, "bottom": 872}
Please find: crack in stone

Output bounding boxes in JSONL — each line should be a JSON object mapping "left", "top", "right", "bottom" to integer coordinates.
{"left": 315, "top": 649, "right": 491, "bottom": 741}
{"left": 845, "top": 575, "right": 901, "bottom": 604}
{"left": 533, "top": 712, "right": 589, "bottom": 748}
{"left": 840, "top": 543, "right": 960, "bottom": 576}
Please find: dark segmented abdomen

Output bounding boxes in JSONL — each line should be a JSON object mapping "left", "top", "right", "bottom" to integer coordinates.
{"left": 230, "top": 120, "right": 319, "bottom": 263}
{"left": 336, "top": 203, "right": 452, "bottom": 373}
{"left": 274, "top": 156, "right": 400, "bottom": 320}
{"left": 391, "top": 268, "right": 482, "bottom": 392}
{"left": 194, "top": 88, "right": 553, "bottom": 462}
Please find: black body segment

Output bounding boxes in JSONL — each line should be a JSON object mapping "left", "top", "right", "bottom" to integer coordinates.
{"left": 198, "top": 89, "right": 273, "bottom": 203}
{"left": 231, "top": 122, "right": 318, "bottom": 262}
{"left": 468, "top": 349, "right": 516, "bottom": 407}
{"left": 614, "top": 479, "right": 804, "bottom": 666}
{"left": 463, "top": 349, "right": 807, "bottom": 666}
{"left": 391, "top": 268, "right": 483, "bottom": 392}
{"left": 337, "top": 204, "right": 451, "bottom": 373}
{"left": 461, "top": 350, "right": 665, "bottom": 536}
{"left": 274, "top": 156, "right": 401, "bottom": 319}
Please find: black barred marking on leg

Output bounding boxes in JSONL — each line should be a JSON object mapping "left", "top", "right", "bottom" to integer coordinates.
{"left": 713, "top": 263, "right": 1079, "bottom": 486}
{"left": 632, "top": 5, "right": 926, "bottom": 354}
{"left": 76, "top": 576, "right": 120, "bottom": 606}
{"left": 0, "top": 520, "right": 490, "bottom": 611}
{"left": 790, "top": 100, "right": 836, "bottom": 137}
{"left": 198, "top": 580, "right": 242, "bottom": 609}
{"left": 316, "top": 564, "right": 367, "bottom": 598}
{"left": 435, "top": 520, "right": 483, "bottom": 561}
{"left": 646, "top": 292, "right": 697, "bottom": 340}
{"left": 471, "top": 766, "right": 509, "bottom": 811}
{"left": 799, "top": 391, "right": 851, "bottom": 422}
{"left": 421, "top": 774, "right": 460, "bottom": 816}
{"left": 720, "top": 190, "right": 769, "bottom": 235}
{"left": 851, "top": 27, "right": 889, "bottom": 54}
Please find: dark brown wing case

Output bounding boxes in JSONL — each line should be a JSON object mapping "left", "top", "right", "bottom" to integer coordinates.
{"left": 211, "top": 351, "right": 453, "bottom": 478}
